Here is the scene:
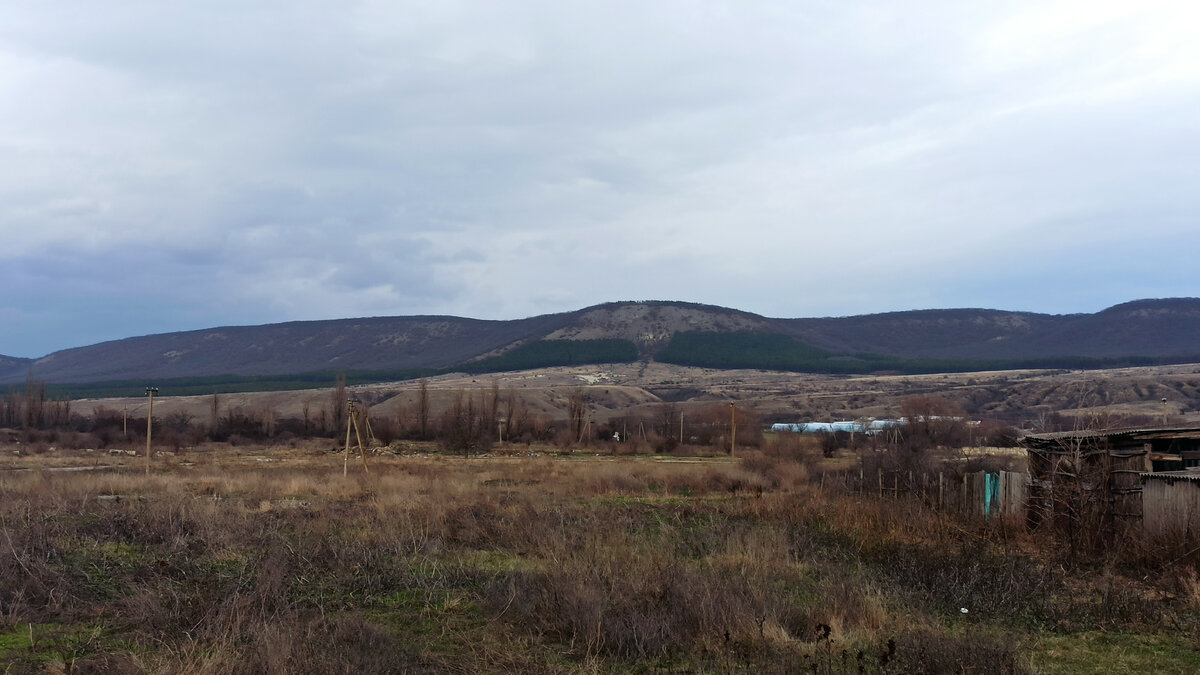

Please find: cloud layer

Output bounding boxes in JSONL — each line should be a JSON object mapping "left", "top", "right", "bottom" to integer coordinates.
{"left": 2, "top": 1, "right": 1199, "bottom": 356}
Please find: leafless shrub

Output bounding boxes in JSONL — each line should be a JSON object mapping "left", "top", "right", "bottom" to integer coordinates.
{"left": 884, "top": 627, "right": 1030, "bottom": 674}
{"left": 739, "top": 450, "right": 810, "bottom": 491}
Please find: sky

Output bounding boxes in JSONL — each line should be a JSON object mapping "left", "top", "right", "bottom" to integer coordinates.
{"left": 2, "top": 1, "right": 1199, "bottom": 358}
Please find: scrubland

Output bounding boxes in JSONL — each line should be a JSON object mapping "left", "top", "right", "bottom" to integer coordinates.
{"left": 2, "top": 440, "right": 1200, "bottom": 673}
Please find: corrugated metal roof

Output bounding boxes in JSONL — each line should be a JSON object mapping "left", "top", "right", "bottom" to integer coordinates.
{"left": 1022, "top": 425, "right": 1200, "bottom": 452}
{"left": 1141, "top": 470, "right": 1200, "bottom": 483}
{"left": 1025, "top": 425, "right": 1200, "bottom": 441}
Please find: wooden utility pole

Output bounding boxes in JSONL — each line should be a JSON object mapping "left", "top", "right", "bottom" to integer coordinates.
{"left": 144, "top": 387, "right": 158, "bottom": 476}
{"left": 344, "top": 398, "right": 370, "bottom": 477}
{"left": 343, "top": 401, "right": 352, "bottom": 477}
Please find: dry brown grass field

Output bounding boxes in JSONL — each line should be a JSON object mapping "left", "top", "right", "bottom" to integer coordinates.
{"left": 4, "top": 436, "right": 1200, "bottom": 673}
{"left": 68, "top": 362, "right": 1200, "bottom": 433}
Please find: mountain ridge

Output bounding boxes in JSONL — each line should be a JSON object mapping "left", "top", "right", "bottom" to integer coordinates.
{"left": 4, "top": 298, "right": 1200, "bottom": 386}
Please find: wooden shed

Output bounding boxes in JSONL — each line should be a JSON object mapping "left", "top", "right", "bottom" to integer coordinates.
{"left": 1023, "top": 425, "right": 1200, "bottom": 541}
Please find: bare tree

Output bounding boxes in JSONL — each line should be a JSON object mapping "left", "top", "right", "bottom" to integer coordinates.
{"left": 567, "top": 389, "right": 588, "bottom": 445}
{"left": 503, "top": 386, "right": 530, "bottom": 443}
{"left": 899, "top": 395, "right": 968, "bottom": 451}
{"left": 22, "top": 374, "right": 45, "bottom": 429}
{"left": 657, "top": 403, "right": 679, "bottom": 439}
{"left": 332, "top": 374, "right": 347, "bottom": 434}
{"left": 440, "top": 390, "right": 492, "bottom": 457}
{"left": 392, "top": 399, "right": 408, "bottom": 439}
{"left": 46, "top": 398, "right": 70, "bottom": 428}
{"left": 262, "top": 405, "right": 277, "bottom": 438}
{"left": 0, "top": 388, "right": 17, "bottom": 427}
{"left": 486, "top": 378, "right": 500, "bottom": 442}
{"left": 210, "top": 392, "right": 221, "bottom": 439}
{"left": 417, "top": 378, "right": 430, "bottom": 440}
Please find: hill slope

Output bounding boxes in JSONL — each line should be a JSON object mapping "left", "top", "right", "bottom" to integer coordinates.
{"left": 3, "top": 314, "right": 573, "bottom": 384}
{"left": 0, "top": 354, "right": 32, "bottom": 379}
{"left": 3, "top": 298, "right": 1200, "bottom": 386}
{"left": 781, "top": 298, "right": 1200, "bottom": 360}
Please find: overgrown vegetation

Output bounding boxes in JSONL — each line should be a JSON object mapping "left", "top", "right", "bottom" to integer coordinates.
{"left": 2, "top": 375, "right": 1196, "bottom": 672}
{"left": 2, "top": 435, "right": 1200, "bottom": 673}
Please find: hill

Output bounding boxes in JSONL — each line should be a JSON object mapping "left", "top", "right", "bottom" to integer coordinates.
{"left": 3, "top": 298, "right": 1200, "bottom": 390}
{"left": 781, "top": 299, "right": 1200, "bottom": 360}
{"left": 0, "top": 354, "right": 31, "bottom": 375}
{"left": 1, "top": 314, "right": 574, "bottom": 385}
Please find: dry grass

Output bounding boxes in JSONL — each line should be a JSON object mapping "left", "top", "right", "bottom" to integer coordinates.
{"left": 1, "top": 444, "right": 1198, "bottom": 673}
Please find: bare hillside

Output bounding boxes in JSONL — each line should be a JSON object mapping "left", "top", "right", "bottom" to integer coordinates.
{"left": 542, "top": 301, "right": 770, "bottom": 353}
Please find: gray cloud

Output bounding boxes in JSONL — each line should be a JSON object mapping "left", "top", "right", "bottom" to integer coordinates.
{"left": 1, "top": 1, "right": 1198, "bottom": 356}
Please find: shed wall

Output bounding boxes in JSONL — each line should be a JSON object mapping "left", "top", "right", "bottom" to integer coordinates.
{"left": 1142, "top": 477, "right": 1200, "bottom": 536}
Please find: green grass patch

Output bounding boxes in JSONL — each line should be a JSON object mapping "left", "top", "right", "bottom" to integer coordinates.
{"left": 0, "top": 623, "right": 125, "bottom": 670}
{"left": 369, "top": 588, "right": 490, "bottom": 658}
{"left": 1032, "top": 632, "right": 1200, "bottom": 674}
{"left": 453, "top": 549, "right": 537, "bottom": 574}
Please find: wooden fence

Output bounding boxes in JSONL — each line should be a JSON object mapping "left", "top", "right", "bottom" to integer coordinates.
{"left": 818, "top": 467, "right": 1028, "bottom": 520}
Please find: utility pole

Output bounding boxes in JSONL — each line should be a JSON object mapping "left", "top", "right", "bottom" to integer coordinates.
{"left": 1163, "top": 397, "right": 1169, "bottom": 426}
{"left": 344, "top": 398, "right": 369, "bottom": 476}
{"left": 144, "top": 387, "right": 158, "bottom": 476}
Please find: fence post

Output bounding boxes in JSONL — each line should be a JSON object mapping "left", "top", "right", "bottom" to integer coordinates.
{"left": 939, "top": 472, "right": 944, "bottom": 509}
{"left": 878, "top": 469, "right": 883, "bottom": 497}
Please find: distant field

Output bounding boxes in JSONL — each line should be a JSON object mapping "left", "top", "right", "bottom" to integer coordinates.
{"left": 67, "top": 361, "right": 1200, "bottom": 432}
{"left": 2, "top": 442, "right": 1200, "bottom": 672}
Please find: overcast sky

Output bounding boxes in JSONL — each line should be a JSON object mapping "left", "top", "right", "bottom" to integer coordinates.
{"left": 2, "top": 1, "right": 1199, "bottom": 357}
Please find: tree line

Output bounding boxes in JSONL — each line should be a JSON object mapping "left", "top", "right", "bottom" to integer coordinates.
{"left": 1, "top": 376, "right": 768, "bottom": 457}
